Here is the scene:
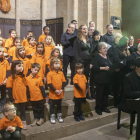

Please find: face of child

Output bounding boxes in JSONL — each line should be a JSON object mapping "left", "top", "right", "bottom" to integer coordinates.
{"left": 4, "top": 105, "right": 16, "bottom": 118}
{"left": 27, "top": 32, "right": 33, "bottom": 37}
{"left": 31, "top": 67, "right": 40, "bottom": 76}
{"left": 10, "top": 31, "right": 16, "bottom": 38}
{"left": 0, "top": 37, "right": 3, "bottom": 45}
{"left": 29, "top": 38, "right": 35, "bottom": 46}
{"left": 53, "top": 50, "right": 60, "bottom": 58}
{"left": 19, "top": 48, "right": 25, "bottom": 57}
{"left": 77, "top": 68, "right": 83, "bottom": 75}
{"left": 15, "top": 63, "right": 23, "bottom": 73}
{"left": 37, "top": 45, "right": 43, "bottom": 55}
{"left": 45, "top": 36, "right": 51, "bottom": 45}
{"left": 44, "top": 27, "right": 49, "bottom": 35}
{"left": 0, "top": 48, "right": 4, "bottom": 58}
{"left": 15, "top": 40, "right": 20, "bottom": 46}
{"left": 54, "top": 61, "right": 60, "bottom": 70}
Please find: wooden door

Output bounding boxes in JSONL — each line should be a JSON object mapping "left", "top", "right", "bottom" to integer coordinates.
{"left": 46, "top": 17, "right": 63, "bottom": 45}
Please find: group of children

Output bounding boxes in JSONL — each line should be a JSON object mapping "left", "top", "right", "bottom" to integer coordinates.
{"left": 0, "top": 26, "right": 88, "bottom": 140}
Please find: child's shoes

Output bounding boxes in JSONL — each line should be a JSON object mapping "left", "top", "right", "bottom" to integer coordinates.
{"left": 57, "top": 113, "right": 63, "bottom": 123}
{"left": 50, "top": 114, "right": 56, "bottom": 124}
{"left": 31, "top": 119, "right": 39, "bottom": 127}
{"left": 79, "top": 111, "right": 85, "bottom": 120}
{"left": 36, "top": 118, "right": 44, "bottom": 126}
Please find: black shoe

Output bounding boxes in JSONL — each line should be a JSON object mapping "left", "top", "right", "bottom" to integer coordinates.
{"left": 102, "top": 108, "right": 111, "bottom": 113}
{"left": 74, "top": 116, "right": 80, "bottom": 122}
{"left": 95, "top": 110, "right": 102, "bottom": 115}
{"left": 86, "top": 94, "right": 93, "bottom": 100}
{"left": 79, "top": 115, "right": 85, "bottom": 120}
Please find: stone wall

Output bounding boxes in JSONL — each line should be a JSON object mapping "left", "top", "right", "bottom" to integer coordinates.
{"left": 0, "top": 0, "right": 122, "bottom": 36}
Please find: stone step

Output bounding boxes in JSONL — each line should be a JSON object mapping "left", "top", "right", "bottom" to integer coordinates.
{"left": 19, "top": 108, "right": 129, "bottom": 140}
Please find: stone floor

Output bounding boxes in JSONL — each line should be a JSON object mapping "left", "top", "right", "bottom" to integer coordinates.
{"left": 59, "top": 118, "right": 136, "bottom": 140}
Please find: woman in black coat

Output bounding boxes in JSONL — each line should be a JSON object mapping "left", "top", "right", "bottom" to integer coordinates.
{"left": 131, "top": 43, "right": 140, "bottom": 60}
{"left": 91, "top": 42, "right": 112, "bottom": 115}
{"left": 73, "top": 25, "right": 92, "bottom": 99}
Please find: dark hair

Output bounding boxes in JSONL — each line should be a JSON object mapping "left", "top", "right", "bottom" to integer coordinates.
{"left": 31, "top": 63, "right": 40, "bottom": 69}
{"left": 75, "top": 63, "right": 84, "bottom": 73}
{"left": 27, "top": 36, "right": 35, "bottom": 43}
{"left": 43, "top": 26, "right": 49, "bottom": 30}
{"left": 36, "top": 42, "right": 45, "bottom": 56}
{"left": 27, "top": 31, "right": 33, "bottom": 35}
{"left": 11, "top": 37, "right": 21, "bottom": 47}
{"left": 119, "top": 37, "right": 128, "bottom": 49}
{"left": 48, "top": 48, "right": 60, "bottom": 59}
{"left": 11, "top": 60, "right": 25, "bottom": 79}
{"left": 9, "top": 29, "right": 15, "bottom": 34}
{"left": 135, "top": 58, "right": 140, "bottom": 68}
{"left": 71, "top": 20, "right": 77, "bottom": 23}
{"left": 92, "top": 30, "right": 100, "bottom": 40}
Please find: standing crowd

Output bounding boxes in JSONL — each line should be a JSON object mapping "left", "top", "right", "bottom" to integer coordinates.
{"left": 0, "top": 19, "right": 140, "bottom": 140}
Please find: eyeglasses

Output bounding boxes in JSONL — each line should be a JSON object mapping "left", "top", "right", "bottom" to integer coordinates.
{"left": 7, "top": 107, "right": 17, "bottom": 112}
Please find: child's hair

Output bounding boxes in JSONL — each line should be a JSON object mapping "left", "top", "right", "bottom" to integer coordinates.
{"left": 2, "top": 102, "right": 15, "bottom": 115}
{"left": 16, "top": 45, "right": 25, "bottom": 59}
{"left": 31, "top": 63, "right": 40, "bottom": 70}
{"left": 75, "top": 63, "right": 84, "bottom": 73}
{"left": 48, "top": 48, "right": 60, "bottom": 59}
{"left": 44, "top": 35, "right": 55, "bottom": 46}
{"left": 50, "top": 57, "right": 60, "bottom": 70}
{"left": 11, "top": 37, "right": 21, "bottom": 47}
{"left": 43, "top": 26, "right": 49, "bottom": 31}
{"left": 0, "top": 46, "right": 4, "bottom": 51}
{"left": 27, "top": 36, "right": 35, "bottom": 43}
{"left": 36, "top": 42, "right": 45, "bottom": 57}
{"left": 9, "top": 29, "right": 16, "bottom": 34}
{"left": 27, "top": 31, "right": 33, "bottom": 35}
{"left": 11, "top": 60, "right": 24, "bottom": 78}
{"left": 0, "top": 37, "right": 3, "bottom": 46}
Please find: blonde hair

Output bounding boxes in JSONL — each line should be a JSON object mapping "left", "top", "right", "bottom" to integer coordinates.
{"left": 78, "top": 25, "right": 89, "bottom": 41}
{"left": 129, "top": 36, "right": 134, "bottom": 40}
{"left": 50, "top": 57, "right": 60, "bottom": 70}
{"left": 97, "top": 42, "right": 107, "bottom": 51}
{"left": 114, "top": 33, "right": 122, "bottom": 41}
{"left": 44, "top": 35, "right": 56, "bottom": 46}
{"left": 138, "top": 43, "right": 140, "bottom": 48}
{"left": 16, "top": 45, "right": 25, "bottom": 59}
{"left": 2, "top": 102, "right": 15, "bottom": 115}
{"left": 0, "top": 46, "right": 4, "bottom": 51}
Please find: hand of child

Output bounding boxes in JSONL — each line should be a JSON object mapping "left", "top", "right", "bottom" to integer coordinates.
{"left": 58, "top": 89, "right": 63, "bottom": 95}
{"left": 44, "top": 77, "right": 47, "bottom": 84}
{"left": 9, "top": 127, "right": 16, "bottom": 133}
{"left": 2, "top": 78, "right": 7, "bottom": 85}
{"left": 55, "top": 90, "right": 60, "bottom": 95}
{"left": 31, "top": 54, "right": 34, "bottom": 56}
{"left": 0, "top": 83, "right": 1, "bottom": 86}
{"left": 6, "top": 125, "right": 12, "bottom": 131}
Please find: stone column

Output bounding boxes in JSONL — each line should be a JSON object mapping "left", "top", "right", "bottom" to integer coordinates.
{"left": 88, "top": 0, "right": 92, "bottom": 25}
{"left": 16, "top": 0, "right": 20, "bottom": 37}
{"left": 42, "top": 0, "right": 47, "bottom": 34}
{"left": 73, "top": 0, "right": 78, "bottom": 25}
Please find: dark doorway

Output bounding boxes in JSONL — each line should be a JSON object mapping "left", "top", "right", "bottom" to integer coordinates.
{"left": 46, "top": 17, "right": 63, "bottom": 45}
{"left": 0, "top": 18, "right": 16, "bottom": 39}
{"left": 20, "top": 20, "right": 42, "bottom": 41}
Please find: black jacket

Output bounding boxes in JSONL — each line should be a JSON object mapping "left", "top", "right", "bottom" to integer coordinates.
{"left": 101, "top": 32, "right": 114, "bottom": 45}
{"left": 74, "top": 38, "right": 92, "bottom": 63}
{"left": 91, "top": 54, "right": 112, "bottom": 84}
{"left": 119, "top": 70, "right": 140, "bottom": 112}
{"left": 132, "top": 52, "right": 140, "bottom": 60}
{"left": 128, "top": 46, "right": 137, "bottom": 54}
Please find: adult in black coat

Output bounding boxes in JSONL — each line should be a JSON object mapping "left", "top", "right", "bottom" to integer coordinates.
{"left": 132, "top": 43, "right": 140, "bottom": 60}
{"left": 73, "top": 25, "right": 92, "bottom": 99}
{"left": 90, "top": 30, "right": 101, "bottom": 99}
{"left": 119, "top": 58, "right": 140, "bottom": 112}
{"left": 108, "top": 33, "right": 122, "bottom": 63}
{"left": 91, "top": 42, "right": 112, "bottom": 115}
{"left": 128, "top": 36, "right": 137, "bottom": 54}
